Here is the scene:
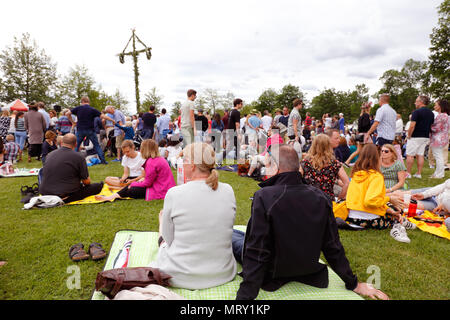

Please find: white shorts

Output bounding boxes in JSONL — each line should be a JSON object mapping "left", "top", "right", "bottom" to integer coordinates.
{"left": 406, "top": 138, "right": 429, "bottom": 156}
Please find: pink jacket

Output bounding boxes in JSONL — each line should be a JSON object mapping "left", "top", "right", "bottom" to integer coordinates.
{"left": 130, "top": 157, "right": 175, "bottom": 201}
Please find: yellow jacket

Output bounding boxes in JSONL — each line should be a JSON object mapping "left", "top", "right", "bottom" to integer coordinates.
{"left": 346, "top": 170, "right": 389, "bottom": 217}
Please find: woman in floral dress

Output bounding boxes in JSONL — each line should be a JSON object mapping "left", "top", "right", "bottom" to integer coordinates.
{"left": 300, "top": 133, "right": 350, "bottom": 201}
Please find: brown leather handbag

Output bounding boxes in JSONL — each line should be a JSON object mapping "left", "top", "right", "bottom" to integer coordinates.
{"left": 95, "top": 267, "right": 172, "bottom": 299}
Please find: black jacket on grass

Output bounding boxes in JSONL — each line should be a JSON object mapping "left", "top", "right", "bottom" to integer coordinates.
{"left": 236, "top": 171, "right": 358, "bottom": 300}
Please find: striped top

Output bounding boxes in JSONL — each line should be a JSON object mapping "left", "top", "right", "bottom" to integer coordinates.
{"left": 381, "top": 160, "right": 406, "bottom": 189}
{"left": 15, "top": 117, "right": 26, "bottom": 131}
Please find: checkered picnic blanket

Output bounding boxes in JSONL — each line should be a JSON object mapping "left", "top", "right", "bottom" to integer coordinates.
{"left": 91, "top": 226, "right": 363, "bottom": 300}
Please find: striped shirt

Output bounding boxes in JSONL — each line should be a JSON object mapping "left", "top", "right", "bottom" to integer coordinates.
{"left": 381, "top": 160, "right": 406, "bottom": 189}
{"left": 56, "top": 116, "right": 72, "bottom": 134}
{"left": 374, "top": 104, "right": 397, "bottom": 141}
{"left": 4, "top": 141, "right": 20, "bottom": 162}
{"left": 15, "top": 117, "right": 26, "bottom": 132}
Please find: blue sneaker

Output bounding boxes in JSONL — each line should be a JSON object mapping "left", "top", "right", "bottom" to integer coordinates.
{"left": 111, "top": 159, "right": 121, "bottom": 162}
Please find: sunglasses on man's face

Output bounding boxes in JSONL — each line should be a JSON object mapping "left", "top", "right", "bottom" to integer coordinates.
{"left": 381, "top": 149, "right": 390, "bottom": 153}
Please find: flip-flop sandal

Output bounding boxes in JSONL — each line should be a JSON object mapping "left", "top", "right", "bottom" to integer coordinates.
{"left": 69, "top": 243, "right": 90, "bottom": 262}
{"left": 88, "top": 243, "right": 107, "bottom": 261}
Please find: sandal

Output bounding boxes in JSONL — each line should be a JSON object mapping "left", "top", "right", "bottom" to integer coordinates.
{"left": 20, "top": 185, "right": 32, "bottom": 196}
{"left": 88, "top": 243, "right": 107, "bottom": 261}
{"left": 31, "top": 183, "right": 40, "bottom": 195}
{"left": 69, "top": 243, "right": 90, "bottom": 262}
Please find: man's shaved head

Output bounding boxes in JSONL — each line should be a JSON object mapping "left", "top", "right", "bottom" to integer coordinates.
{"left": 62, "top": 133, "right": 77, "bottom": 148}
{"left": 269, "top": 144, "right": 300, "bottom": 173}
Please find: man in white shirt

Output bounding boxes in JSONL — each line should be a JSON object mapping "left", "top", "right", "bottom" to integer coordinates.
{"left": 37, "top": 102, "right": 50, "bottom": 130}
{"left": 180, "top": 89, "right": 197, "bottom": 147}
{"left": 365, "top": 93, "right": 397, "bottom": 147}
{"left": 395, "top": 114, "right": 404, "bottom": 138}
{"left": 261, "top": 110, "right": 273, "bottom": 133}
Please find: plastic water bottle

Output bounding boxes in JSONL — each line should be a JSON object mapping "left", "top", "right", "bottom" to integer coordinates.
{"left": 176, "top": 158, "right": 185, "bottom": 185}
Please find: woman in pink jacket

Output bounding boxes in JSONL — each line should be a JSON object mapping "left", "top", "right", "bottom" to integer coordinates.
{"left": 96, "top": 139, "right": 175, "bottom": 202}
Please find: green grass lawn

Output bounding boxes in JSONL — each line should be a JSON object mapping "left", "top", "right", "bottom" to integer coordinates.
{"left": 0, "top": 155, "right": 448, "bottom": 300}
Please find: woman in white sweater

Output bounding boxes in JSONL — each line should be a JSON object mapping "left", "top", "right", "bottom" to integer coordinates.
{"left": 152, "top": 142, "right": 237, "bottom": 289}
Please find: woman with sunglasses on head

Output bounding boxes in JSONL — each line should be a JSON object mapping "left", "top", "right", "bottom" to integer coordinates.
{"left": 380, "top": 144, "right": 407, "bottom": 195}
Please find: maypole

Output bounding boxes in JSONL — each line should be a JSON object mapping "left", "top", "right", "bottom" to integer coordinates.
{"left": 118, "top": 28, "right": 152, "bottom": 113}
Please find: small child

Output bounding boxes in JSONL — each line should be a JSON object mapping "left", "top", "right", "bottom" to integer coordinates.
{"left": 3, "top": 134, "right": 20, "bottom": 163}
{"left": 393, "top": 136, "right": 404, "bottom": 163}
{"left": 159, "top": 139, "right": 168, "bottom": 160}
{"left": 115, "top": 121, "right": 135, "bottom": 141}
{"left": 166, "top": 136, "right": 182, "bottom": 169}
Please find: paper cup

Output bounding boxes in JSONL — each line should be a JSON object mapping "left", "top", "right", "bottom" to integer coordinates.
{"left": 403, "top": 193, "right": 411, "bottom": 204}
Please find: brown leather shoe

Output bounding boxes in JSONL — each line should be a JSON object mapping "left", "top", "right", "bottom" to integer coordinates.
{"left": 69, "top": 243, "right": 90, "bottom": 262}
{"left": 88, "top": 243, "right": 107, "bottom": 261}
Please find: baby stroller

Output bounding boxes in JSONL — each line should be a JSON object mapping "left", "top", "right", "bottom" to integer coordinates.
{"left": 133, "top": 131, "right": 144, "bottom": 150}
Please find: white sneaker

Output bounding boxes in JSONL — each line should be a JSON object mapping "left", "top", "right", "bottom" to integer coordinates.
{"left": 429, "top": 165, "right": 435, "bottom": 169}
{"left": 405, "top": 173, "right": 412, "bottom": 179}
{"left": 413, "top": 173, "right": 422, "bottom": 179}
{"left": 390, "top": 224, "right": 411, "bottom": 243}
{"left": 402, "top": 219, "right": 417, "bottom": 230}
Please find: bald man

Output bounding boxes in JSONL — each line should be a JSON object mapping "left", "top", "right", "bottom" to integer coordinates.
{"left": 232, "top": 145, "right": 389, "bottom": 301}
{"left": 39, "top": 133, "right": 103, "bottom": 203}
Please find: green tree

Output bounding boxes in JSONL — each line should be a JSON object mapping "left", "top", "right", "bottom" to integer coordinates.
{"left": 426, "top": 0, "right": 450, "bottom": 99}
{"left": 276, "top": 84, "right": 307, "bottom": 110}
{"left": 377, "top": 59, "right": 428, "bottom": 120}
{"left": 141, "top": 87, "right": 164, "bottom": 113}
{"left": 256, "top": 88, "right": 278, "bottom": 113}
{"left": 170, "top": 101, "right": 182, "bottom": 119}
{"left": 0, "top": 33, "right": 57, "bottom": 104}
{"left": 108, "top": 89, "right": 129, "bottom": 112}
{"left": 201, "top": 88, "right": 221, "bottom": 114}
{"left": 309, "top": 88, "right": 340, "bottom": 119}
{"left": 56, "top": 64, "right": 95, "bottom": 108}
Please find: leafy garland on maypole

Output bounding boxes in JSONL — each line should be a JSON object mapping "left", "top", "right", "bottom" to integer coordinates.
{"left": 118, "top": 29, "right": 152, "bottom": 113}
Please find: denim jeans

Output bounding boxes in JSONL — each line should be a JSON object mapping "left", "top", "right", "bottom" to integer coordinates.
{"left": 75, "top": 129, "right": 106, "bottom": 163}
{"left": 232, "top": 229, "right": 245, "bottom": 264}
{"left": 141, "top": 128, "right": 154, "bottom": 140}
{"left": 410, "top": 187, "right": 438, "bottom": 211}
{"left": 14, "top": 131, "right": 27, "bottom": 150}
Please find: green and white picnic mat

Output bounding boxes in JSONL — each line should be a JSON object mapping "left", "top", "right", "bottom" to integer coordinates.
{"left": 92, "top": 226, "right": 363, "bottom": 300}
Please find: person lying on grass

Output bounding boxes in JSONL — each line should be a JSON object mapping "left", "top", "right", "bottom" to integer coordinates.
{"left": 103, "top": 139, "right": 145, "bottom": 189}
{"left": 232, "top": 144, "right": 389, "bottom": 300}
{"left": 95, "top": 139, "right": 175, "bottom": 202}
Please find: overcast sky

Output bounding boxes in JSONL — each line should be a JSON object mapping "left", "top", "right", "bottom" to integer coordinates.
{"left": 0, "top": 0, "right": 442, "bottom": 113}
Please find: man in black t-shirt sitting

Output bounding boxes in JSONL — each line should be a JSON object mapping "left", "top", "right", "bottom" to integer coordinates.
{"left": 39, "top": 134, "right": 103, "bottom": 203}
